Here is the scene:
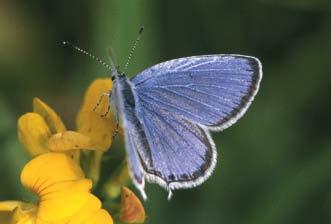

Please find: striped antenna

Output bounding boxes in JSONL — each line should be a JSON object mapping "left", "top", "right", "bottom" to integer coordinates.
{"left": 123, "top": 26, "right": 144, "bottom": 73}
{"left": 107, "top": 46, "right": 119, "bottom": 78}
{"left": 62, "top": 41, "right": 117, "bottom": 75}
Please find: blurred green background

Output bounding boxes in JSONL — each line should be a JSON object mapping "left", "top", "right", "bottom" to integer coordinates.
{"left": 1, "top": 0, "right": 331, "bottom": 223}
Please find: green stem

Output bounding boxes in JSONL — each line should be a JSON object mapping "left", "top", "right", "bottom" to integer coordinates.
{"left": 88, "top": 151, "right": 104, "bottom": 185}
{"left": 103, "top": 160, "right": 131, "bottom": 199}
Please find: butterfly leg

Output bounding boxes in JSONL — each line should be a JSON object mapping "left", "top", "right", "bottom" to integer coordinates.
{"left": 100, "top": 103, "right": 111, "bottom": 117}
{"left": 93, "top": 92, "right": 106, "bottom": 112}
{"left": 93, "top": 92, "right": 112, "bottom": 117}
{"left": 112, "top": 111, "right": 120, "bottom": 139}
{"left": 94, "top": 92, "right": 111, "bottom": 114}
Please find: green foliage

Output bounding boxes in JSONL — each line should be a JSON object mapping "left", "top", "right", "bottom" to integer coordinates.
{"left": 0, "top": 0, "right": 330, "bottom": 223}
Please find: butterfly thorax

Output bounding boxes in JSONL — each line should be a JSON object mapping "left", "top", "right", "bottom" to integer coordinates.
{"left": 110, "top": 73, "right": 137, "bottom": 125}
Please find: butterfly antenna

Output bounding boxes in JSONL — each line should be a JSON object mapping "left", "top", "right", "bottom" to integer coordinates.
{"left": 62, "top": 41, "right": 116, "bottom": 75}
{"left": 123, "top": 26, "right": 144, "bottom": 73}
{"left": 107, "top": 47, "right": 119, "bottom": 78}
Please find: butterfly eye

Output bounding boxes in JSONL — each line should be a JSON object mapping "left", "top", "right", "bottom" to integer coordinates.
{"left": 111, "top": 76, "right": 115, "bottom": 81}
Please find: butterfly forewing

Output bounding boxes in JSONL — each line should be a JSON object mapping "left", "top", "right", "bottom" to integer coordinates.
{"left": 131, "top": 55, "right": 262, "bottom": 130}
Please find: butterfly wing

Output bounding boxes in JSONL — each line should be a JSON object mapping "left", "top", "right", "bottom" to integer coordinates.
{"left": 112, "top": 77, "right": 150, "bottom": 200}
{"left": 131, "top": 55, "right": 262, "bottom": 130}
{"left": 113, "top": 75, "right": 217, "bottom": 200}
{"left": 122, "top": 109, "right": 149, "bottom": 200}
{"left": 133, "top": 99, "right": 217, "bottom": 199}
{"left": 127, "top": 54, "right": 262, "bottom": 198}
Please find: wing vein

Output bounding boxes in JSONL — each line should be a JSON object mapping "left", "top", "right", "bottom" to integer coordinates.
{"left": 138, "top": 82, "right": 250, "bottom": 92}
{"left": 142, "top": 104, "right": 206, "bottom": 153}
{"left": 152, "top": 88, "right": 229, "bottom": 115}
{"left": 139, "top": 103, "right": 208, "bottom": 181}
{"left": 138, "top": 92, "right": 215, "bottom": 125}
{"left": 140, "top": 109, "right": 184, "bottom": 180}
{"left": 155, "top": 85, "right": 243, "bottom": 105}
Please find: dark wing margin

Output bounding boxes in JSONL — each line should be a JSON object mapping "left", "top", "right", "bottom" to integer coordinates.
{"left": 131, "top": 54, "right": 262, "bottom": 131}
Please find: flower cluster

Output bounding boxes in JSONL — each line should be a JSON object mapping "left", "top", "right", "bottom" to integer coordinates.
{"left": 0, "top": 79, "right": 145, "bottom": 224}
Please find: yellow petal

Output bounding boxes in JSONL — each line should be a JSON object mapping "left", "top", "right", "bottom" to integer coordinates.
{"left": 37, "top": 179, "right": 92, "bottom": 221}
{"left": 48, "top": 131, "right": 94, "bottom": 151}
{"left": 0, "top": 202, "right": 37, "bottom": 224}
{"left": 76, "top": 79, "right": 116, "bottom": 151}
{"left": 120, "top": 187, "right": 146, "bottom": 223}
{"left": 67, "top": 195, "right": 101, "bottom": 224}
{"left": 18, "top": 113, "right": 51, "bottom": 156}
{"left": 21, "top": 153, "right": 84, "bottom": 194}
{"left": 0, "top": 211, "right": 11, "bottom": 224}
{"left": 68, "top": 195, "right": 113, "bottom": 224}
{"left": 10, "top": 203, "right": 37, "bottom": 224}
{"left": 77, "top": 112, "right": 114, "bottom": 151}
{"left": 79, "top": 78, "right": 112, "bottom": 112}
{"left": 33, "top": 97, "right": 66, "bottom": 134}
{"left": 87, "top": 209, "right": 113, "bottom": 224}
{"left": 19, "top": 153, "right": 111, "bottom": 223}
{"left": 0, "top": 201, "right": 24, "bottom": 212}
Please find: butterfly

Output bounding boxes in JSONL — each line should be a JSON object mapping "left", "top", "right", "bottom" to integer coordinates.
{"left": 109, "top": 54, "right": 262, "bottom": 200}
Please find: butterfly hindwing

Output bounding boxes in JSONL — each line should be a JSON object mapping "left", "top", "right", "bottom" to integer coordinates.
{"left": 134, "top": 99, "right": 217, "bottom": 194}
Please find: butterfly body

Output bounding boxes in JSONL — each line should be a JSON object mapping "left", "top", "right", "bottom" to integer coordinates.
{"left": 110, "top": 54, "right": 262, "bottom": 200}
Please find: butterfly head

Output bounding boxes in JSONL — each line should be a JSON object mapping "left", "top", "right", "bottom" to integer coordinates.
{"left": 111, "top": 69, "right": 126, "bottom": 82}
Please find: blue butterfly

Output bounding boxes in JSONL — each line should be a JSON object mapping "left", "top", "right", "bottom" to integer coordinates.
{"left": 110, "top": 54, "right": 262, "bottom": 200}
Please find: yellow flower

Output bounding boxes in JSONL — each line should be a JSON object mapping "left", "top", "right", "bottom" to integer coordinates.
{"left": 77, "top": 79, "right": 118, "bottom": 151}
{"left": 17, "top": 78, "right": 116, "bottom": 156}
{"left": 3, "top": 78, "right": 146, "bottom": 223}
{"left": 0, "top": 153, "right": 113, "bottom": 224}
